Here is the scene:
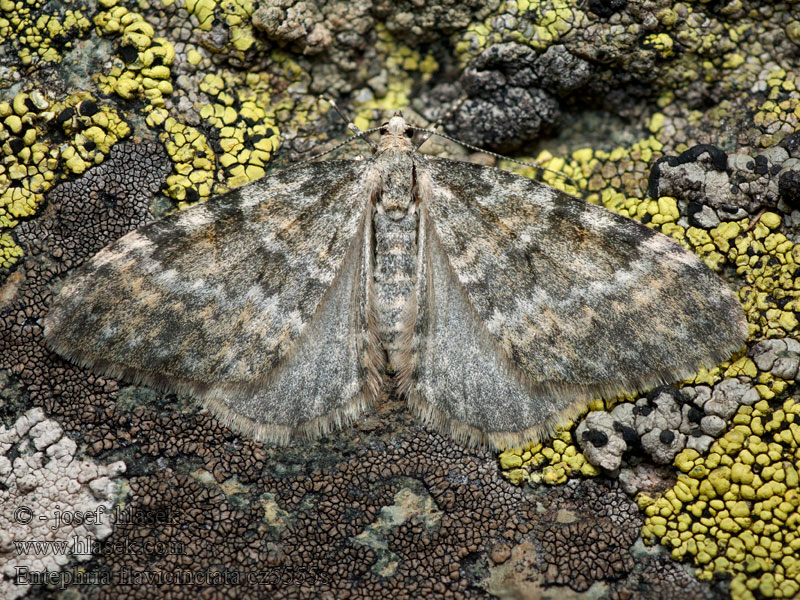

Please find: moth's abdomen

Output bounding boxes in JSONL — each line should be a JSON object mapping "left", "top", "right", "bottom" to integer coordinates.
{"left": 373, "top": 210, "right": 417, "bottom": 368}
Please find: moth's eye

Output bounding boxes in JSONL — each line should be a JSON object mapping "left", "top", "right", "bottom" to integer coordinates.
{"left": 380, "top": 123, "right": 389, "bottom": 135}
{"left": 404, "top": 128, "right": 414, "bottom": 138}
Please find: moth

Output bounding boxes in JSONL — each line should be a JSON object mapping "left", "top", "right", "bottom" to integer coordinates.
{"left": 44, "top": 114, "right": 748, "bottom": 449}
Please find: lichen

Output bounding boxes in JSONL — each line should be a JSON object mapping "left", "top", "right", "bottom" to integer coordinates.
{"left": 0, "top": 91, "right": 131, "bottom": 269}
{"left": 0, "top": 408, "right": 127, "bottom": 600}
{"left": 642, "top": 394, "right": 800, "bottom": 599}
{"left": 0, "top": 0, "right": 91, "bottom": 66}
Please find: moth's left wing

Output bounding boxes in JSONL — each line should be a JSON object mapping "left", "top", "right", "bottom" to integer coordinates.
{"left": 408, "top": 156, "right": 747, "bottom": 448}
{"left": 44, "top": 160, "right": 381, "bottom": 442}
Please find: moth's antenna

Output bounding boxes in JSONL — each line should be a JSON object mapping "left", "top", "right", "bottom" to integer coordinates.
{"left": 414, "top": 94, "right": 468, "bottom": 151}
{"left": 287, "top": 97, "right": 383, "bottom": 167}
{"left": 293, "top": 127, "right": 383, "bottom": 166}
{"left": 411, "top": 126, "right": 578, "bottom": 189}
{"left": 319, "top": 95, "right": 378, "bottom": 151}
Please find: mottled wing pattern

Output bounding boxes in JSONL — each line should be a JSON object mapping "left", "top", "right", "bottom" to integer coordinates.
{"left": 406, "top": 208, "right": 557, "bottom": 448}
{"left": 44, "top": 161, "right": 381, "bottom": 441}
{"left": 409, "top": 156, "right": 748, "bottom": 447}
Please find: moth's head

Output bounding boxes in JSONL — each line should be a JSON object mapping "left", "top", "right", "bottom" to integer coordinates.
{"left": 377, "top": 113, "right": 415, "bottom": 152}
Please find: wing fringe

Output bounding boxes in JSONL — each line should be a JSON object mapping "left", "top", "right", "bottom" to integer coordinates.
{"left": 406, "top": 338, "right": 747, "bottom": 450}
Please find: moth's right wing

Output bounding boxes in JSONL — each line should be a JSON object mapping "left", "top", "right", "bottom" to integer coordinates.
{"left": 44, "top": 160, "right": 382, "bottom": 442}
{"left": 406, "top": 156, "right": 747, "bottom": 449}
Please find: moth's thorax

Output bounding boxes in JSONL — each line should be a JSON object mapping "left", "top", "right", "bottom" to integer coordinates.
{"left": 372, "top": 147, "right": 417, "bottom": 218}
{"left": 376, "top": 115, "right": 415, "bottom": 154}
{"left": 370, "top": 129, "right": 418, "bottom": 367}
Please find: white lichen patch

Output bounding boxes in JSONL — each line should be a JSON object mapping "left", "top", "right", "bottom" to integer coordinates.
{"left": 351, "top": 480, "right": 442, "bottom": 577}
{"left": 0, "top": 408, "right": 127, "bottom": 599}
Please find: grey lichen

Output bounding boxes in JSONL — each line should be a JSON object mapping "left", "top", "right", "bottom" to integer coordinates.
{"left": 0, "top": 408, "right": 127, "bottom": 600}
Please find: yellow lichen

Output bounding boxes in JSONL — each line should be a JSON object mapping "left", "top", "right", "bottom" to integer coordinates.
{"left": 0, "top": 0, "right": 91, "bottom": 66}
{"left": 0, "top": 91, "right": 130, "bottom": 268}
{"left": 644, "top": 397, "right": 800, "bottom": 599}
{"left": 643, "top": 33, "right": 676, "bottom": 58}
{"left": 499, "top": 428, "right": 595, "bottom": 485}
{"left": 93, "top": 5, "right": 178, "bottom": 109}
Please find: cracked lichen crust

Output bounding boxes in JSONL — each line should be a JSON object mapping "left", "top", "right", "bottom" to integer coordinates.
{"left": 45, "top": 116, "right": 747, "bottom": 449}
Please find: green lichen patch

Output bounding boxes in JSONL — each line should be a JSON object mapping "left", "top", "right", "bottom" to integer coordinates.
{"left": 94, "top": 6, "right": 176, "bottom": 107}
{"left": 147, "top": 107, "right": 216, "bottom": 206}
{"left": 634, "top": 210, "right": 800, "bottom": 597}
{"left": 197, "top": 71, "right": 280, "bottom": 188}
{"left": 454, "top": 0, "right": 585, "bottom": 66}
{"left": 687, "top": 216, "right": 800, "bottom": 341}
{"left": 351, "top": 25, "right": 439, "bottom": 131}
{"left": 499, "top": 428, "right": 601, "bottom": 486}
{"left": 148, "top": 68, "right": 281, "bottom": 206}
{"left": 752, "top": 68, "right": 800, "bottom": 148}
